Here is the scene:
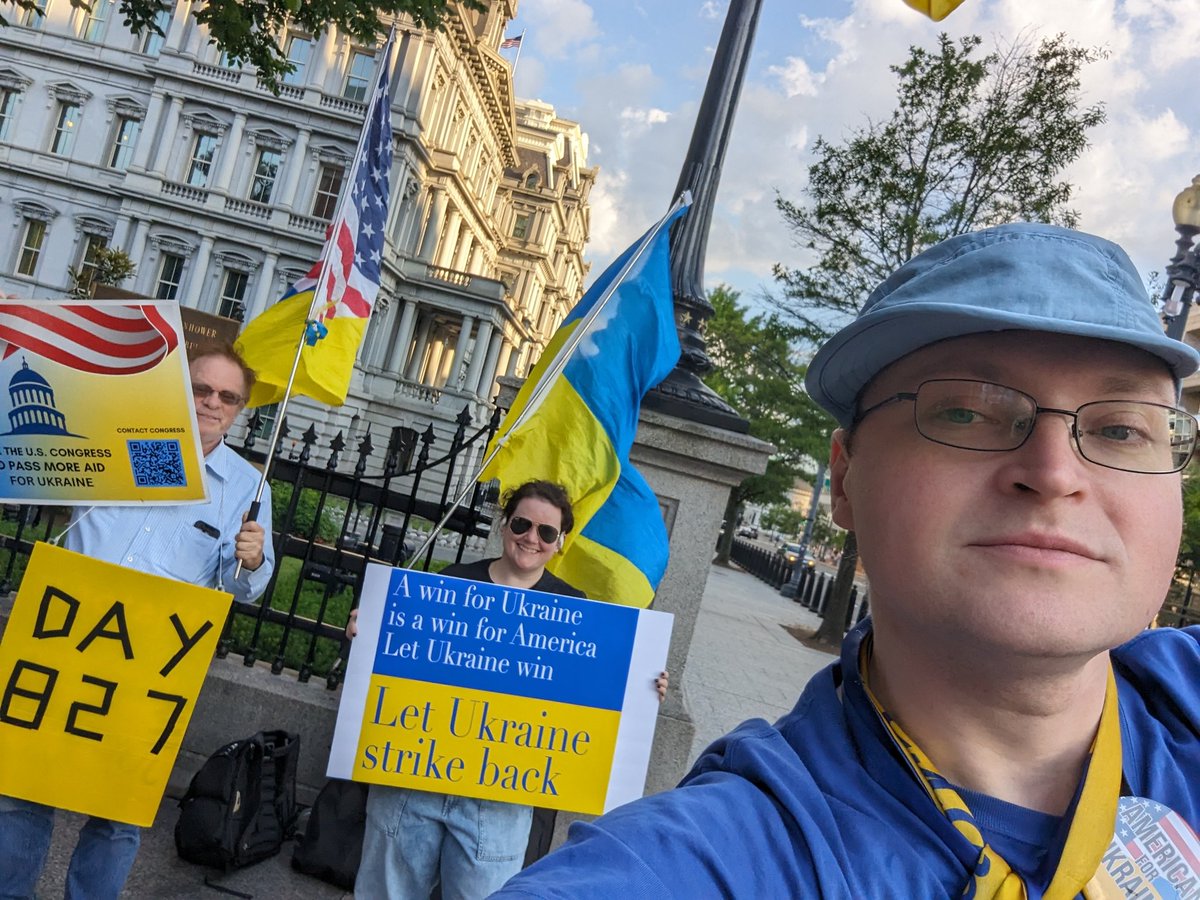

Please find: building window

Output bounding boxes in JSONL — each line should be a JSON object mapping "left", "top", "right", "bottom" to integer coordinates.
{"left": 107, "top": 116, "right": 140, "bottom": 170}
{"left": 75, "top": 234, "right": 109, "bottom": 294}
{"left": 79, "top": 0, "right": 112, "bottom": 41}
{"left": 140, "top": 8, "right": 171, "bottom": 55}
{"left": 18, "top": 0, "right": 49, "bottom": 28}
{"left": 342, "top": 50, "right": 374, "bottom": 102}
{"left": 511, "top": 213, "right": 531, "bottom": 241}
{"left": 311, "top": 163, "right": 344, "bottom": 220}
{"left": 49, "top": 103, "right": 81, "bottom": 155}
{"left": 249, "top": 148, "right": 281, "bottom": 204}
{"left": 281, "top": 34, "right": 312, "bottom": 86}
{"left": 0, "top": 89, "right": 17, "bottom": 141}
{"left": 186, "top": 133, "right": 217, "bottom": 187}
{"left": 16, "top": 219, "right": 47, "bottom": 277}
{"left": 156, "top": 252, "right": 184, "bottom": 299}
{"left": 217, "top": 269, "right": 248, "bottom": 320}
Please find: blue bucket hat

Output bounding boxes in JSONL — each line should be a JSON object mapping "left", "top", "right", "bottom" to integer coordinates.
{"left": 805, "top": 222, "right": 1200, "bottom": 427}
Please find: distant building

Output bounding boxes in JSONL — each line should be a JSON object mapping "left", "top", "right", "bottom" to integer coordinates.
{"left": 0, "top": 0, "right": 595, "bottom": 465}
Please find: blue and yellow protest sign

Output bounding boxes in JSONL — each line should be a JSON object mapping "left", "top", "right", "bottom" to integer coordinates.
{"left": 0, "top": 299, "right": 207, "bottom": 504}
{"left": 329, "top": 565, "right": 673, "bottom": 814}
{"left": 0, "top": 542, "right": 232, "bottom": 826}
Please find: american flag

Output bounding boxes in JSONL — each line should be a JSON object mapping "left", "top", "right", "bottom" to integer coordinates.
{"left": 500, "top": 34, "right": 523, "bottom": 49}
{"left": 295, "top": 30, "right": 394, "bottom": 328}
{"left": 0, "top": 302, "right": 178, "bottom": 375}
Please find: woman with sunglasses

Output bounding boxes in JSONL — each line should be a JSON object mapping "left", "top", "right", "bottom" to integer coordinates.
{"left": 357, "top": 480, "right": 670, "bottom": 900}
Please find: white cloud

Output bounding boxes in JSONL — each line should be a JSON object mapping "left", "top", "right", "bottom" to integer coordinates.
{"left": 699, "top": 1, "right": 723, "bottom": 20}
{"left": 519, "top": 0, "right": 600, "bottom": 61}
{"left": 559, "top": 0, "right": 1200, "bottom": 300}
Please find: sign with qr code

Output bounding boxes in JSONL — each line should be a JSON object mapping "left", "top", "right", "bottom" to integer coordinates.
{"left": 0, "top": 299, "right": 207, "bottom": 504}
{"left": 0, "top": 542, "right": 233, "bottom": 825}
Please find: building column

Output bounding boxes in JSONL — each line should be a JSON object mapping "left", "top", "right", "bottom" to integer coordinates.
{"left": 422, "top": 337, "right": 446, "bottom": 386}
{"left": 149, "top": 95, "right": 184, "bottom": 175}
{"left": 497, "top": 339, "right": 515, "bottom": 380}
{"left": 212, "top": 111, "right": 247, "bottom": 194}
{"left": 451, "top": 234, "right": 473, "bottom": 272}
{"left": 183, "top": 235, "right": 214, "bottom": 310}
{"left": 385, "top": 298, "right": 418, "bottom": 373}
{"left": 449, "top": 316, "right": 475, "bottom": 388}
{"left": 307, "top": 29, "right": 335, "bottom": 93}
{"left": 435, "top": 209, "right": 462, "bottom": 269}
{"left": 111, "top": 214, "right": 133, "bottom": 251}
{"left": 166, "top": 0, "right": 190, "bottom": 51}
{"left": 405, "top": 313, "right": 433, "bottom": 381}
{"left": 418, "top": 188, "right": 446, "bottom": 261}
{"left": 127, "top": 220, "right": 151, "bottom": 291}
{"left": 278, "top": 127, "right": 311, "bottom": 211}
{"left": 468, "top": 243, "right": 484, "bottom": 275}
{"left": 437, "top": 336, "right": 457, "bottom": 388}
{"left": 130, "top": 90, "right": 165, "bottom": 172}
{"left": 464, "top": 319, "right": 493, "bottom": 395}
{"left": 476, "top": 329, "right": 504, "bottom": 399}
{"left": 245, "top": 251, "right": 278, "bottom": 319}
{"left": 184, "top": 12, "right": 205, "bottom": 56}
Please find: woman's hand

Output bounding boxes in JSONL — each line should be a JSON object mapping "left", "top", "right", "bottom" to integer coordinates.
{"left": 346, "top": 608, "right": 358, "bottom": 639}
{"left": 655, "top": 670, "right": 669, "bottom": 703}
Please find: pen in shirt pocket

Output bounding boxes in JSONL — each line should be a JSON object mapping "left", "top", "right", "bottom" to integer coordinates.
{"left": 194, "top": 520, "right": 220, "bottom": 539}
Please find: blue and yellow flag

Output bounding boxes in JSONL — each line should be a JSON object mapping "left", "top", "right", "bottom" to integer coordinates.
{"left": 236, "top": 30, "right": 394, "bottom": 408}
{"left": 479, "top": 202, "right": 689, "bottom": 608}
{"left": 901, "top": 0, "right": 968, "bottom": 20}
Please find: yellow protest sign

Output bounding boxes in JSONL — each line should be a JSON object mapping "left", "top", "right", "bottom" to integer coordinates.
{"left": 0, "top": 542, "right": 232, "bottom": 826}
{"left": 901, "top": 0, "right": 968, "bottom": 20}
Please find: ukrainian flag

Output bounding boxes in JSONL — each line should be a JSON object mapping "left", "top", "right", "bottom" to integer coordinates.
{"left": 480, "top": 202, "right": 689, "bottom": 608}
{"left": 901, "top": 0, "right": 967, "bottom": 19}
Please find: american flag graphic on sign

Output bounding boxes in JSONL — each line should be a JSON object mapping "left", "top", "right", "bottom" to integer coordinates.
{"left": 0, "top": 303, "right": 178, "bottom": 375}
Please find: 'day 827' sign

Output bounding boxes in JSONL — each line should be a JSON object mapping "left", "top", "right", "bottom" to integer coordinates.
{"left": 0, "top": 542, "right": 231, "bottom": 826}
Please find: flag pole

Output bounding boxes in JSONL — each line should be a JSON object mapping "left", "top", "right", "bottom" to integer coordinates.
{"left": 234, "top": 27, "right": 396, "bottom": 578}
{"left": 403, "top": 191, "right": 691, "bottom": 567}
{"left": 512, "top": 29, "right": 526, "bottom": 78}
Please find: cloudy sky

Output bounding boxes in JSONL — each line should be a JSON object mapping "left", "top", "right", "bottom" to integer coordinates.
{"left": 502, "top": 0, "right": 1199, "bottom": 308}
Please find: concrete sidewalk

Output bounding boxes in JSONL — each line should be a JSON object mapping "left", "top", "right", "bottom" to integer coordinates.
{"left": 33, "top": 563, "right": 835, "bottom": 899}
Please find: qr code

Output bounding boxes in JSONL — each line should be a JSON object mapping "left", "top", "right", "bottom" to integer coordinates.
{"left": 127, "top": 439, "right": 186, "bottom": 488}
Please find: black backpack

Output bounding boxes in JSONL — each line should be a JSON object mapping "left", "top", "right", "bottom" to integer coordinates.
{"left": 175, "top": 730, "right": 301, "bottom": 871}
{"left": 290, "top": 778, "right": 370, "bottom": 889}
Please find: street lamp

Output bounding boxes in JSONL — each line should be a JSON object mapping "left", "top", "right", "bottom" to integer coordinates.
{"left": 1162, "top": 174, "right": 1200, "bottom": 342}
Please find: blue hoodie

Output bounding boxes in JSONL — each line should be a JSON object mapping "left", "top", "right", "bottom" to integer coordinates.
{"left": 495, "top": 621, "right": 1200, "bottom": 899}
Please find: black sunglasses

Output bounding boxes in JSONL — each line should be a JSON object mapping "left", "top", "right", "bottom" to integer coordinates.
{"left": 509, "top": 516, "right": 561, "bottom": 544}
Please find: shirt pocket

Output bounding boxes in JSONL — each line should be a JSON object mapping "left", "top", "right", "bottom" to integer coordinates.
{"left": 157, "top": 518, "right": 221, "bottom": 587}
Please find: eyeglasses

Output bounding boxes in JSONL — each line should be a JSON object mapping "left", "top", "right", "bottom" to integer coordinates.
{"left": 509, "top": 516, "right": 561, "bottom": 544}
{"left": 855, "top": 379, "right": 1198, "bottom": 475}
{"left": 191, "top": 382, "right": 245, "bottom": 407}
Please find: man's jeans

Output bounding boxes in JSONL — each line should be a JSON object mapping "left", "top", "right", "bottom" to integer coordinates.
{"left": 0, "top": 795, "right": 140, "bottom": 900}
{"left": 358, "top": 786, "right": 533, "bottom": 900}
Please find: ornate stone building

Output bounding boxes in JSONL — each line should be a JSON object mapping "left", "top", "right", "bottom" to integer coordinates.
{"left": 0, "top": 0, "right": 595, "bottom": 449}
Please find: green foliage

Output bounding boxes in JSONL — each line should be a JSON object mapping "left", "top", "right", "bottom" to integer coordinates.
{"left": 1180, "top": 475, "right": 1200, "bottom": 569}
{"left": 761, "top": 504, "right": 805, "bottom": 538}
{"left": 770, "top": 32, "right": 1103, "bottom": 644}
{"left": 68, "top": 247, "right": 137, "bottom": 299}
{"left": 704, "top": 284, "right": 835, "bottom": 512}
{"left": 773, "top": 32, "right": 1105, "bottom": 345}
{"left": 2, "top": 0, "right": 480, "bottom": 86}
{"left": 270, "top": 481, "right": 345, "bottom": 542}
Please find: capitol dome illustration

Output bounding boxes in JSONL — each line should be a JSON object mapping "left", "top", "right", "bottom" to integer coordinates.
{"left": 6, "top": 360, "right": 73, "bottom": 436}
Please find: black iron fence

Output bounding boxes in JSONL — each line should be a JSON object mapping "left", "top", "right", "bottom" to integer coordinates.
{"left": 1164, "top": 566, "right": 1200, "bottom": 629}
{"left": 0, "top": 404, "right": 502, "bottom": 689}
{"left": 730, "top": 537, "right": 869, "bottom": 634}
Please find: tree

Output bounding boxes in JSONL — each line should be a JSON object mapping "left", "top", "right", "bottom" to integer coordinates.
{"left": 773, "top": 32, "right": 1105, "bottom": 646}
{"left": 704, "top": 284, "right": 833, "bottom": 565}
{"left": 68, "top": 246, "right": 137, "bottom": 298}
{"left": 1, "top": 0, "right": 480, "bottom": 85}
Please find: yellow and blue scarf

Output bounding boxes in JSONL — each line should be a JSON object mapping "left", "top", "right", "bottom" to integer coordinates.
{"left": 859, "top": 643, "right": 1125, "bottom": 899}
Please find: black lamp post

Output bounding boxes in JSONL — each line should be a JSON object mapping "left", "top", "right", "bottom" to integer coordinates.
{"left": 1162, "top": 175, "right": 1200, "bottom": 342}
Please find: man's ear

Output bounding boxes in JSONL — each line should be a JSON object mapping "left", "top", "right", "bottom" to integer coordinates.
{"left": 829, "top": 428, "right": 855, "bottom": 532}
{"left": 557, "top": 534, "right": 564, "bottom": 551}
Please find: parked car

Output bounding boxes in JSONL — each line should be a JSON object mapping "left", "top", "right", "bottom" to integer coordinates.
{"left": 736, "top": 524, "right": 759, "bottom": 539}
